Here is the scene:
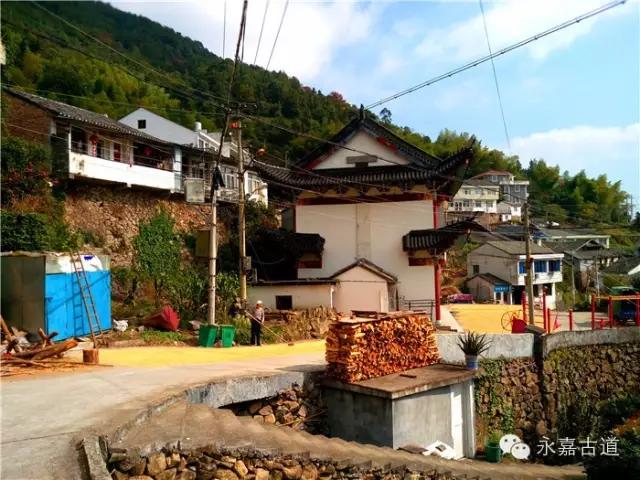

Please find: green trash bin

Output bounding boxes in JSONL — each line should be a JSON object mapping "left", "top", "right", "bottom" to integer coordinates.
{"left": 219, "top": 324, "right": 236, "bottom": 348}
{"left": 198, "top": 324, "right": 218, "bottom": 347}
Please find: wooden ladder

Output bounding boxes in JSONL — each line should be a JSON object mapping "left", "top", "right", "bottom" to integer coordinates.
{"left": 69, "top": 251, "right": 100, "bottom": 348}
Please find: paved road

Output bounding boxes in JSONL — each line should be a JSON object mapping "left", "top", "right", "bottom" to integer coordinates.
{"left": 0, "top": 350, "right": 325, "bottom": 480}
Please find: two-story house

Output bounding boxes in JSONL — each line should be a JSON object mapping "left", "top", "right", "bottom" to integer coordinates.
{"left": 3, "top": 88, "right": 184, "bottom": 193}
{"left": 472, "top": 169, "right": 529, "bottom": 206}
{"left": 249, "top": 109, "right": 480, "bottom": 320}
{"left": 467, "top": 241, "right": 564, "bottom": 308}
{"left": 120, "top": 107, "right": 267, "bottom": 204}
{"left": 448, "top": 179, "right": 500, "bottom": 216}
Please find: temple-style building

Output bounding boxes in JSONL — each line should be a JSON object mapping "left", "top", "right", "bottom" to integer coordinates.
{"left": 249, "top": 110, "right": 478, "bottom": 321}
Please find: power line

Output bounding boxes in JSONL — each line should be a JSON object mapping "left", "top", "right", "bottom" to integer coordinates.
{"left": 266, "top": 0, "right": 290, "bottom": 70}
{"left": 478, "top": 0, "right": 511, "bottom": 152}
{"left": 366, "top": 0, "right": 627, "bottom": 109}
{"left": 254, "top": 0, "right": 271, "bottom": 64}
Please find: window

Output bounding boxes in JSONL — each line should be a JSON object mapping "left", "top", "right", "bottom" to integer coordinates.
{"left": 534, "top": 260, "right": 547, "bottom": 273}
{"left": 549, "top": 260, "right": 561, "bottom": 272}
{"left": 113, "top": 143, "right": 121, "bottom": 162}
{"left": 475, "top": 201, "right": 482, "bottom": 208}
{"left": 476, "top": 188, "right": 482, "bottom": 195}
{"left": 275, "top": 295, "right": 293, "bottom": 310}
{"left": 518, "top": 261, "right": 526, "bottom": 274}
{"left": 96, "top": 139, "right": 107, "bottom": 159}
{"left": 514, "top": 185, "right": 521, "bottom": 192}
{"left": 491, "top": 175, "right": 497, "bottom": 182}
{"left": 464, "top": 189, "right": 471, "bottom": 195}
{"left": 463, "top": 200, "right": 470, "bottom": 208}
{"left": 473, "top": 265, "right": 480, "bottom": 275}
{"left": 138, "top": 119, "right": 146, "bottom": 129}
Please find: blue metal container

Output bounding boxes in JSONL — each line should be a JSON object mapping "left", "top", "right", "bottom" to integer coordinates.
{"left": 1, "top": 252, "right": 111, "bottom": 340}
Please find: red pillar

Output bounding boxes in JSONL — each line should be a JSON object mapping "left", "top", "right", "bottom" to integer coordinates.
{"left": 433, "top": 196, "right": 441, "bottom": 323}
{"left": 547, "top": 308, "right": 552, "bottom": 333}
{"left": 569, "top": 309, "right": 574, "bottom": 331}
{"left": 635, "top": 297, "right": 640, "bottom": 327}
{"left": 591, "top": 295, "right": 596, "bottom": 330}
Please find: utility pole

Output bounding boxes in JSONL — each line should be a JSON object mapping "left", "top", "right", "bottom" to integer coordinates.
{"left": 523, "top": 202, "right": 535, "bottom": 325}
{"left": 236, "top": 119, "right": 247, "bottom": 303}
{"left": 207, "top": 155, "right": 219, "bottom": 326}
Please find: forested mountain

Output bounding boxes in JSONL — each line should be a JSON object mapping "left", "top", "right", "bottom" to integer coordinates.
{"left": 0, "top": 1, "right": 631, "bottom": 225}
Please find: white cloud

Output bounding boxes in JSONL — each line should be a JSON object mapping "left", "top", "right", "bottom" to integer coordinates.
{"left": 113, "top": 0, "right": 379, "bottom": 81}
{"left": 510, "top": 123, "right": 640, "bottom": 195}
{"left": 416, "top": 0, "right": 635, "bottom": 64}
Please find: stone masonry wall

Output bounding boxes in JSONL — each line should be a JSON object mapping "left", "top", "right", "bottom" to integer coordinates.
{"left": 63, "top": 183, "right": 217, "bottom": 266}
{"left": 107, "top": 446, "right": 457, "bottom": 480}
{"left": 475, "top": 341, "right": 640, "bottom": 449}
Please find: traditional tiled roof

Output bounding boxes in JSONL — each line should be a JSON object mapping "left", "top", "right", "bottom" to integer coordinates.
{"left": 297, "top": 114, "right": 444, "bottom": 169}
{"left": 331, "top": 258, "right": 397, "bottom": 282}
{"left": 471, "top": 169, "right": 513, "bottom": 178}
{"left": 484, "top": 241, "right": 556, "bottom": 256}
{"left": 402, "top": 218, "right": 488, "bottom": 253}
{"left": 603, "top": 256, "right": 640, "bottom": 275}
{"left": 468, "top": 273, "right": 511, "bottom": 286}
{"left": 4, "top": 87, "right": 167, "bottom": 143}
{"left": 253, "top": 141, "right": 473, "bottom": 196}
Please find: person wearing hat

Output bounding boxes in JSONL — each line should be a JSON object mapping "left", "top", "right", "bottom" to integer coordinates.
{"left": 251, "top": 300, "right": 265, "bottom": 346}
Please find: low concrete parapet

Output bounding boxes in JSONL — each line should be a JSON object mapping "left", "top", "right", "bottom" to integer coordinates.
{"left": 541, "top": 326, "right": 640, "bottom": 358}
{"left": 436, "top": 332, "right": 535, "bottom": 364}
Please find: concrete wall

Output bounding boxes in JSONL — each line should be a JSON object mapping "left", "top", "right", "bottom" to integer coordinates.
{"left": 541, "top": 326, "right": 640, "bottom": 358}
{"left": 333, "top": 265, "right": 390, "bottom": 313}
{"left": 296, "top": 200, "right": 435, "bottom": 301}
{"left": 120, "top": 108, "right": 197, "bottom": 146}
{"left": 313, "top": 130, "right": 409, "bottom": 169}
{"left": 248, "top": 284, "right": 334, "bottom": 310}
{"left": 436, "top": 333, "right": 535, "bottom": 364}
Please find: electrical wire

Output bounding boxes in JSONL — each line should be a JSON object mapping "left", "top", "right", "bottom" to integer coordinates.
{"left": 266, "top": 0, "right": 289, "bottom": 70}
{"left": 478, "top": 0, "right": 511, "bottom": 152}
{"left": 365, "top": 0, "right": 627, "bottom": 109}
{"left": 254, "top": 0, "right": 271, "bottom": 64}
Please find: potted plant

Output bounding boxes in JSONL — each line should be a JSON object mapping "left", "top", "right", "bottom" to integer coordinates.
{"left": 457, "top": 331, "right": 491, "bottom": 370}
{"left": 485, "top": 431, "right": 503, "bottom": 463}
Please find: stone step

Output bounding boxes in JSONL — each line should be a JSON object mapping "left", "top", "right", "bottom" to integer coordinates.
{"left": 115, "top": 401, "right": 585, "bottom": 480}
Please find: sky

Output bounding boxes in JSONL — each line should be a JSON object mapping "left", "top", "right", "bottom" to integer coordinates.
{"left": 113, "top": 0, "right": 640, "bottom": 201}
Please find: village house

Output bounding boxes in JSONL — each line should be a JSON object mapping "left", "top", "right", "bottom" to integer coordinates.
{"left": 3, "top": 88, "right": 267, "bottom": 205}
{"left": 120, "top": 107, "right": 267, "bottom": 204}
{"left": 466, "top": 240, "right": 564, "bottom": 308}
{"left": 447, "top": 179, "right": 499, "bottom": 221}
{"left": 249, "top": 109, "right": 479, "bottom": 320}
{"left": 471, "top": 169, "right": 529, "bottom": 205}
{"left": 549, "top": 239, "right": 626, "bottom": 289}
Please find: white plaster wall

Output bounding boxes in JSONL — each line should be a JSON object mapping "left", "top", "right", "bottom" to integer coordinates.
{"left": 69, "top": 152, "right": 176, "bottom": 191}
{"left": 333, "top": 266, "right": 389, "bottom": 313}
{"left": 120, "top": 108, "right": 197, "bottom": 146}
{"left": 313, "top": 131, "right": 409, "bottom": 169}
{"left": 248, "top": 284, "right": 333, "bottom": 310}
{"left": 296, "top": 200, "right": 435, "bottom": 302}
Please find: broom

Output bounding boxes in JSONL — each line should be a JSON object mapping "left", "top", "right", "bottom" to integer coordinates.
{"left": 245, "top": 311, "right": 295, "bottom": 346}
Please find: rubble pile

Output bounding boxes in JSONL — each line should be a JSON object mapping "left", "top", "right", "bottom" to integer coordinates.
{"left": 266, "top": 307, "right": 336, "bottom": 340}
{"left": 226, "top": 382, "right": 326, "bottom": 434}
{"left": 326, "top": 311, "right": 440, "bottom": 383}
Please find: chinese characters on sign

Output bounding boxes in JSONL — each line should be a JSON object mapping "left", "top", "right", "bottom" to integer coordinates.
{"left": 536, "top": 436, "right": 619, "bottom": 457}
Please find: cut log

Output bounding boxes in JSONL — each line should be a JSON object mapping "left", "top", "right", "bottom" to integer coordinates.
{"left": 13, "top": 339, "right": 79, "bottom": 360}
{"left": 1, "top": 315, "right": 22, "bottom": 353}
{"left": 325, "top": 312, "right": 440, "bottom": 383}
{"left": 83, "top": 348, "right": 100, "bottom": 364}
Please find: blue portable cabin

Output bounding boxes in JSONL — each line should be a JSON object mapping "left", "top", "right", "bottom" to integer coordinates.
{"left": 1, "top": 252, "right": 111, "bottom": 340}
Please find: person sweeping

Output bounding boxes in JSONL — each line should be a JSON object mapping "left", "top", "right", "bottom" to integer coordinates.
{"left": 251, "top": 300, "right": 264, "bottom": 346}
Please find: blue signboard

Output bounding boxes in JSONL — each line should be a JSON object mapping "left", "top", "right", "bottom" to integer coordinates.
{"left": 494, "top": 285, "right": 511, "bottom": 293}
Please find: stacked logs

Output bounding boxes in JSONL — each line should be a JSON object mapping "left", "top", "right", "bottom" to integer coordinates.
{"left": 325, "top": 311, "right": 440, "bottom": 383}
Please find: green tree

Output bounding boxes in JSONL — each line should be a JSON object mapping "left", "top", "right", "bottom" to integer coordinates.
{"left": 132, "top": 209, "right": 181, "bottom": 305}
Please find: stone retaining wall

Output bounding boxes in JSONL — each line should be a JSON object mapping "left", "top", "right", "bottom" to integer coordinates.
{"left": 475, "top": 337, "right": 640, "bottom": 449}
{"left": 224, "top": 380, "right": 327, "bottom": 434}
{"left": 106, "top": 446, "right": 456, "bottom": 480}
{"left": 63, "top": 183, "right": 214, "bottom": 266}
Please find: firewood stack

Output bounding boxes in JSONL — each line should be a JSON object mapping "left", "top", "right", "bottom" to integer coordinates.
{"left": 325, "top": 311, "right": 440, "bottom": 383}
